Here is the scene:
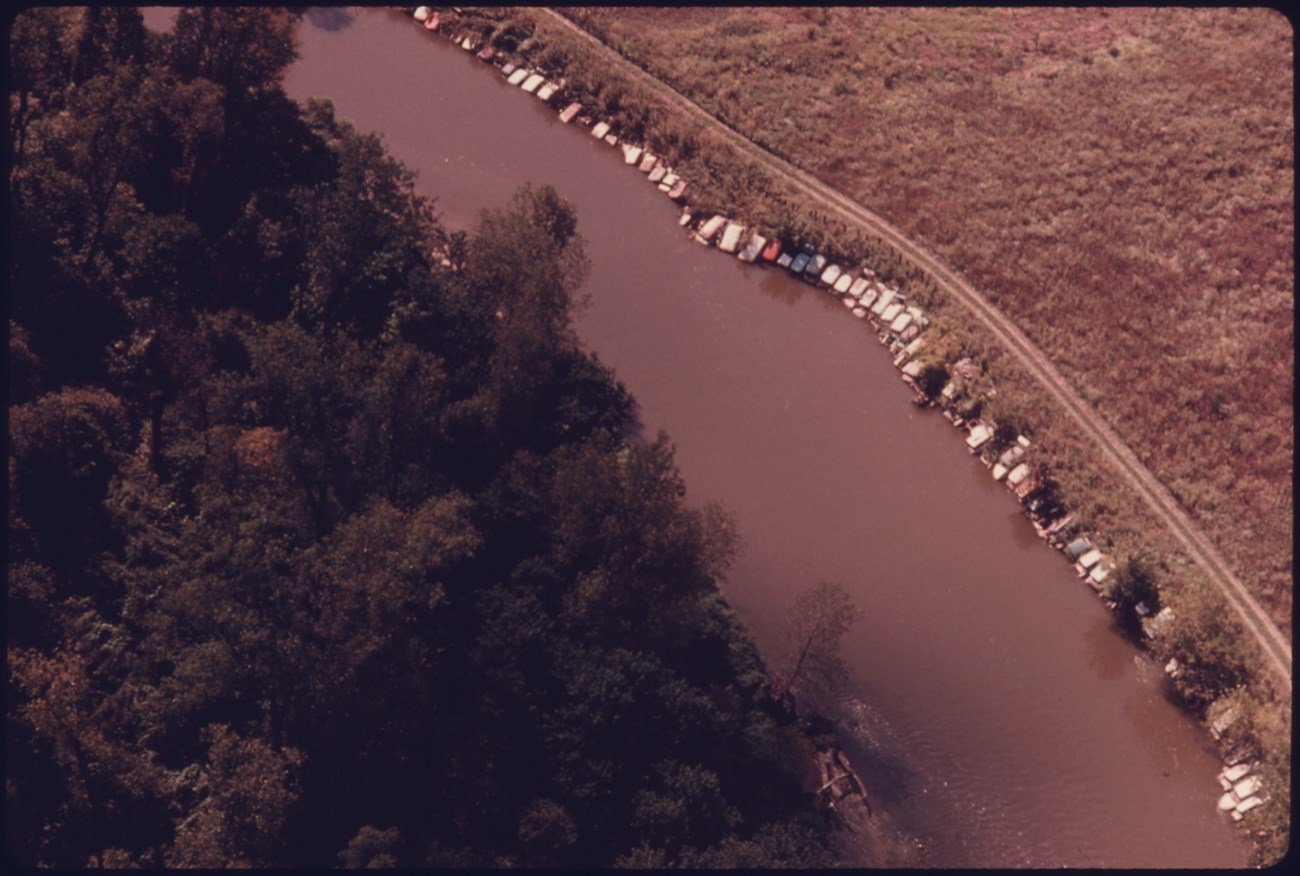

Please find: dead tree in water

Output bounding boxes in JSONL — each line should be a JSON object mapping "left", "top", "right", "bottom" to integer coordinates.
{"left": 774, "top": 579, "right": 862, "bottom": 700}
{"left": 774, "top": 581, "right": 875, "bottom": 824}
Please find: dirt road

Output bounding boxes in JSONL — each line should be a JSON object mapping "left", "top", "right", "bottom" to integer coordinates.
{"left": 536, "top": 7, "right": 1292, "bottom": 686}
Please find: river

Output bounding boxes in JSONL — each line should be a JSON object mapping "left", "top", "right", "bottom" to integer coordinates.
{"left": 186, "top": 7, "right": 1245, "bottom": 868}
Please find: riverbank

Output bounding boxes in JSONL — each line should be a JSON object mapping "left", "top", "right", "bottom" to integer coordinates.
{"left": 401, "top": 7, "right": 1286, "bottom": 863}
{"left": 562, "top": 5, "right": 1294, "bottom": 636}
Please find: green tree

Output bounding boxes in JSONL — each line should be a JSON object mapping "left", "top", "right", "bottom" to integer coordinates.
{"left": 165, "top": 724, "right": 304, "bottom": 867}
{"left": 680, "top": 818, "right": 841, "bottom": 868}
{"left": 9, "top": 387, "right": 132, "bottom": 568}
{"left": 978, "top": 392, "right": 1029, "bottom": 455}
{"left": 1156, "top": 581, "right": 1256, "bottom": 711}
{"left": 167, "top": 7, "right": 298, "bottom": 99}
{"left": 466, "top": 184, "right": 590, "bottom": 446}
{"left": 67, "top": 7, "right": 148, "bottom": 85}
{"left": 5, "top": 25, "right": 844, "bottom": 864}
{"left": 9, "top": 642, "right": 171, "bottom": 866}
{"left": 343, "top": 341, "right": 448, "bottom": 506}
{"left": 8, "top": 8, "right": 79, "bottom": 161}
{"left": 517, "top": 800, "right": 578, "bottom": 867}
{"left": 289, "top": 105, "right": 439, "bottom": 339}
{"left": 338, "top": 825, "right": 402, "bottom": 869}
{"left": 1104, "top": 549, "right": 1161, "bottom": 635}
{"left": 549, "top": 434, "right": 737, "bottom": 650}
{"left": 917, "top": 359, "right": 950, "bottom": 399}
{"left": 630, "top": 759, "right": 737, "bottom": 861}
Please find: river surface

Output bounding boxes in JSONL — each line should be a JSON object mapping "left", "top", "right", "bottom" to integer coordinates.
{"left": 172, "top": 7, "right": 1245, "bottom": 867}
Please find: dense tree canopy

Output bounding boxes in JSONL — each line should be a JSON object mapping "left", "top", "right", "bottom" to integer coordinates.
{"left": 6, "top": 7, "right": 840, "bottom": 868}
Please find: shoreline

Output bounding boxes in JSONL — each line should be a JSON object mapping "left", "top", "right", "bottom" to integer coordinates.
{"left": 399, "top": 7, "right": 1287, "bottom": 863}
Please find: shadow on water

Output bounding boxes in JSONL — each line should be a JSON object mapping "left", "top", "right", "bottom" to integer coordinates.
{"left": 755, "top": 268, "right": 807, "bottom": 307}
{"left": 304, "top": 6, "right": 356, "bottom": 32}
{"left": 1082, "top": 612, "right": 1129, "bottom": 682}
{"left": 1007, "top": 508, "right": 1041, "bottom": 550}
{"left": 752, "top": 267, "right": 848, "bottom": 314}
{"left": 1126, "top": 656, "right": 1190, "bottom": 776}
{"left": 620, "top": 398, "right": 648, "bottom": 445}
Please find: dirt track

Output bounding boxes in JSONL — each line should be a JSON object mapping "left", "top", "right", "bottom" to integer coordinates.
{"left": 535, "top": 7, "right": 1292, "bottom": 686}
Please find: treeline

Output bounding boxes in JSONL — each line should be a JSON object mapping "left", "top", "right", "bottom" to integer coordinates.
{"left": 6, "top": 8, "right": 840, "bottom": 868}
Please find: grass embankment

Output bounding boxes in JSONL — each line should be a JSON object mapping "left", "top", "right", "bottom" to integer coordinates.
{"left": 428, "top": 6, "right": 1291, "bottom": 864}
{"left": 560, "top": 5, "right": 1293, "bottom": 631}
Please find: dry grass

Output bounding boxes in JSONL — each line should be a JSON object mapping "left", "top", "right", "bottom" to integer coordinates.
{"left": 560, "top": 5, "right": 1294, "bottom": 630}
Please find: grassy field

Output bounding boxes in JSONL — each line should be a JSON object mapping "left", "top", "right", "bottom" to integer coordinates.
{"left": 558, "top": 5, "right": 1293, "bottom": 633}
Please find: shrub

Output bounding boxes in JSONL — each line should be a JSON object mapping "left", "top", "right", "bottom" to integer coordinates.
{"left": 1104, "top": 549, "right": 1161, "bottom": 635}
{"left": 1154, "top": 581, "right": 1256, "bottom": 713}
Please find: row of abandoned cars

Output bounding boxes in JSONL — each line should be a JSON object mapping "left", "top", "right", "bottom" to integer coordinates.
{"left": 409, "top": 5, "right": 1265, "bottom": 824}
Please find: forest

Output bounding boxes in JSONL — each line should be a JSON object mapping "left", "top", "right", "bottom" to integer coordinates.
{"left": 6, "top": 8, "right": 842, "bottom": 868}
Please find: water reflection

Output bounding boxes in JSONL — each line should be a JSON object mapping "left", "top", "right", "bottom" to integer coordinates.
{"left": 305, "top": 6, "right": 356, "bottom": 32}
{"left": 1007, "top": 508, "right": 1040, "bottom": 550}
{"left": 809, "top": 285, "right": 855, "bottom": 316}
{"left": 1083, "top": 613, "right": 1128, "bottom": 682}
{"left": 1125, "top": 657, "right": 1185, "bottom": 777}
{"left": 755, "top": 267, "right": 805, "bottom": 306}
{"left": 621, "top": 397, "right": 648, "bottom": 445}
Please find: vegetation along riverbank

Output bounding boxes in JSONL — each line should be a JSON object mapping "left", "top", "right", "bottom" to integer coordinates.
{"left": 5, "top": 7, "right": 887, "bottom": 867}
{"left": 419, "top": 6, "right": 1290, "bottom": 864}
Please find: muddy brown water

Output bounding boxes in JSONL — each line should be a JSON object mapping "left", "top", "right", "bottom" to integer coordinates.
{"left": 146, "top": 7, "right": 1248, "bottom": 867}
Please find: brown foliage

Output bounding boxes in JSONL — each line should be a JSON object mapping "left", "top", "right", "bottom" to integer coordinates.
{"left": 165, "top": 724, "right": 304, "bottom": 868}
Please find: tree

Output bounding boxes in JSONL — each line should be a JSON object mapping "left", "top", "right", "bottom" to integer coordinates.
{"left": 68, "top": 7, "right": 148, "bottom": 85}
{"left": 5, "top": 29, "right": 847, "bottom": 864}
{"left": 338, "top": 825, "right": 402, "bottom": 869}
{"left": 1155, "top": 581, "right": 1256, "bottom": 711}
{"left": 165, "top": 724, "right": 304, "bottom": 868}
{"left": 42, "top": 64, "right": 161, "bottom": 272}
{"left": 517, "top": 800, "right": 577, "bottom": 867}
{"left": 679, "top": 818, "right": 841, "bottom": 868}
{"left": 343, "top": 341, "right": 448, "bottom": 507}
{"left": 167, "top": 8, "right": 298, "bottom": 99}
{"left": 630, "top": 760, "right": 736, "bottom": 861}
{"left": 289, "top": 107, "right": 439, "bottom": 339}
{"left": 1104, "top": 549, "right": 1161, "bottom": 635}
{"left": 775, "top": 580, "right": 862, "bottom": 699}
{"left": 8, "top": 642, "right": 171, "bottom": 866}
{"left": 548, "top": 434, "right": 737, "bottom": 651}
{"left": 162, "top": 12, "right": 320, "bottom": 237}
{"left": 8, "top": 8, "right": 79, "bottom": 162}
{"left": 9, "top": 387, "right": 132, "bottom": 568}
{"left": 465, "top": 184, "right": 590, "bottom": 447}
{"left": 979, "top": 392, "right": 1029, "bottom": 455}
{"left": 916, "top": 360, "right": 949, "bottom": 399}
